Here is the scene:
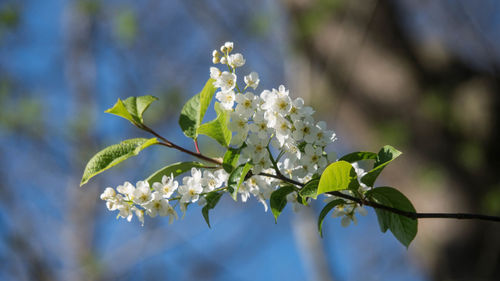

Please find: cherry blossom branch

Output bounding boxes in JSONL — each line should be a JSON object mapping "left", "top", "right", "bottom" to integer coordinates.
{"left": 254, "top": 163, "right": 500, "bottom": 222}
{"left": 141, "top": 124, "right": 500, "bottom": 223}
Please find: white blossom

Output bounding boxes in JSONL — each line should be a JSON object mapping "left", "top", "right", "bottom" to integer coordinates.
{"left": 314, "top": 121, "right": 336, "bottom": 146}
{"left": 242, "top": 134, "right": 268, "bottom": 162}
{"left": 228, "top": 112, "right": 249, "bottom": 135}
{"left": 249, "top": 111, "right": 271, "bottom": 139}
{"left": 100, "top": 187, "right": 116, "bottom": 201}
{"left": 252, "top": 153, "right": 271, "bottom": 174}
{"left": 202, "top": 169, "right": 227, "bottom": 192}
{"left": 286, "top": 192, "right": 304, "bottom": 212}
{"left": 280, "top": 158, "right": 299, "bottom": 179}
{"left": 292, "top": 118, "right": 318, "bottom": 143}
{"left": 100, "top": 188, "right": 121, "bottom": 211}
{"left": 132, "top": 181, "right": 152, "bottom": 205}
{"left": 352, "top": 162, "right": 369, "bottom": 192}
{"left": 145, "top": 192, "right": 171, "bottom": 217}
{"left": 244, "top": 72, "right": 260, "bottom": 89}
{"left": 303, "top": 144, "right": 327, "bottom": 171}
{"left": 235, "top": 92, "right": 257, "bottom": 118}
{"left": 214, "top": 71, "right": 236, "bottom": 93}
{"left": 272, "top": 94, "right": 292, "bottom": 116}
{"left": 179, "top": 168, "right": 203, "bottom": 203}
{"left": 260, "top": 89, "right": 276, "bottom": 111}
{"left": 116, "top": 181, "right": 135, "bottom": 200}
{"left": 221, "top": 41, "right": 233, "bottom": 53}
{"left": 274, "top": 85, "right": 289, "bottom": 97}
{"left": 216, "top": 90, "right": 236, "bottom": 110}
{"left": 134, "top": 207, "right": 145, "bottom": 226}
{"left": 117, "top": 202, "right": 134, "bottom": 222}
{"left": 239, "top": 182, "right": 252, "bottom": 202}
{"left": 274, "top": 116, "right": 291, "bottom": 147}
{"left": 105, "top": 195, "right": 122, "bottom": 211}
{"left": 330, "top": 203, "right": 367, "bottom": 227}
{"left": 210, "top": 67, "right": 221, "bottom": 80}
{"left": 228, "top": 53, "right": 245, "bottom": 68}
{"left": 152, "top": 174, "right": 178, "bottom": 198}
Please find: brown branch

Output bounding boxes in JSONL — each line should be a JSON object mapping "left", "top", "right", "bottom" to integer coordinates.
{"left": 142, "top": 124, "right": 500, "bottom": 223}
{"left": 260, "top": 170, "right": 500, "bottom": 222}
{"left": 327, "top": 191, "right": 500, "bottom": 222}
{"left": 140, "top": 124, "right": 222, "bottom": 166}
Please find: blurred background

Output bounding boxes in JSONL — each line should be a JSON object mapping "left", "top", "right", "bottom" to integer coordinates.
{"left": 1, "top": 0, "right": 499, "bottom": 280}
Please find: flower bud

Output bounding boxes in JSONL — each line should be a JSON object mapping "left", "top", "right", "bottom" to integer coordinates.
{"left": 224, "top": 41, "right": 234, "bottom": 52}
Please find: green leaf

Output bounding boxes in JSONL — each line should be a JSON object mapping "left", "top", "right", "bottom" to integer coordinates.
{"left": 227, "top": 163, "right": 253, "bottom": 201}
{"left": 317, "top": 161, "right": 359, "bottom": 196}
{"left": 270, "top": 185, "right": 296, "bottom": 223}
{"left": 222, "top": 145, "right": 243, "bottom": 173}
{"left": 361, "top": 145, "right": 402, "bottom": 187}
{"left": 299, "top": 178, "right": 320, "bottom": 200}
{"left": 105, "top": 95, "right": 158, "bottom": 125}
{"left": 339, "top": 151, "right": 378, "bottom": 163}
{"left": 197, "top": 102, "right": 232, "bottom": 147}
{"left": 179, "top": 78, "right": 217, "bottom": 139}
{"left": 81, "top": 138, "right": 158, "bottom": 186}
{"left": 202, "top": 191, "right": 224, "bottom": 228}
{"left": 366, "top": 187, "right": 417, "bottom": 248}
{"left": 146, "top": 161, "right": 205, "bottom": 186}
{"left": 318, "top": 199, "right": 345, "bottom": 237}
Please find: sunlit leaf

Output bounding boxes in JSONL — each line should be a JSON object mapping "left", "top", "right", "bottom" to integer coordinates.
{"left": 179, "top": 78, "right": 216, "bottom": 139}
{"left": 105, "top": 95, "right": 158, "bottom": 125}
{"left": 317, "top": 161, "right": 359, "bottom": 195}
{"left": 197, "top": 102, "right": 231, "bottom": 147}
{"left": 81, "top": 138, "right": 158, "bottom": 186}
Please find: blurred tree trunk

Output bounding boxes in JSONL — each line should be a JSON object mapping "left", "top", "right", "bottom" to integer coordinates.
{"left": 283, "top": 0, "right": 500, "bottom": 280}
{"left": 63, "top": 2, "right": 101, "bottom": 280}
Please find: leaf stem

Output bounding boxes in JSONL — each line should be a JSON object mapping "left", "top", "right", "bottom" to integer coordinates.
{"left": 194, "top": 139, "right": 201, "bottom": 154}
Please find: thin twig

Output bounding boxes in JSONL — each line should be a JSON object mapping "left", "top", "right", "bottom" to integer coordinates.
{"left": 327, "top": 191, "right": 500, "bottom": 222}
{"left": 141, "top": 124, "right": 222, "bottom": 165}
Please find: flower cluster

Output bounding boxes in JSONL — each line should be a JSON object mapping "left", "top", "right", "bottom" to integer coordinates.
{"left": 101, "top": 168, "right": 230, "bottom": 224}
{"left": 210, "top": 41, "right": 337, "bottom": 208}
{"left": 100, "top": 178, "right": 177, "bottom": 225}
{"left": 100, "top": 42, "right": 367, "bottom": 227}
